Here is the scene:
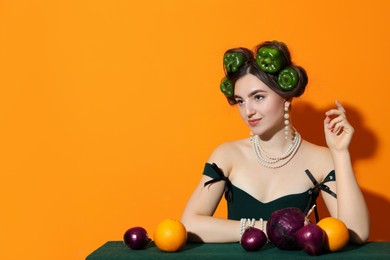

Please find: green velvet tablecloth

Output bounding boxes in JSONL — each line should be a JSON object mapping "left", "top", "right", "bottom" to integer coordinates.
{"left": 86, "top": 241, "right": 390, "bottom": 259}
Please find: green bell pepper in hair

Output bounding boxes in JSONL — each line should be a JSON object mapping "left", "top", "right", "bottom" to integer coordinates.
{"left": 220, "top": 77, "right": 234, "bottom": 97}
{"left": 256, "top": 46, "right": 285, "bottom": 73}
{"left": 277, "top": 67, "right": 299, "bottom": 91}
{"left": 224, "top": 52, "right": 245, "bottom": 74}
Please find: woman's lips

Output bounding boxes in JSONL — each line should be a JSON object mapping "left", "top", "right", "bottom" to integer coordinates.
{"left": 248, "top": 118, "right": 261, "bottom": 127}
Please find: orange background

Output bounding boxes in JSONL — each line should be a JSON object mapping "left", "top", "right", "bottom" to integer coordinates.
{"left": 1, "top": 1, "right": 389, "bottom": 259}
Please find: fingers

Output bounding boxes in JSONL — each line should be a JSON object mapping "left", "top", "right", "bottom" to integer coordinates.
{"left": 324, "top": 114, "right": 339, "bottom": 132}
{"left": 325, "top": 112, "right": 346, "bottom": 131}
{"left": 335, "top": 100, "right": 346, "bottom": 113}
{"left": 326, "top": 116, "right": 347, "bottom": 133}
{"left": 325, "top": 100, "right": 346, "bottom": 117}
{"left": 324, "top": 100, "right": 351, "bottom": 133}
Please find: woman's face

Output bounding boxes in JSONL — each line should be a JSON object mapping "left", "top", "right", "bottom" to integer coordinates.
{"left": 234, "top": 74, "right": 288, "bottom": 137}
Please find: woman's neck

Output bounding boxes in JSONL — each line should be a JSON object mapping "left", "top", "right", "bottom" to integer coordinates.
{"left": 256, "top": 127, "right": 296, "bottom": 157}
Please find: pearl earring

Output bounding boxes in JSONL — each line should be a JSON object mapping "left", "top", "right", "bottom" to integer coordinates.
{"left": 284, "top": 104, "right": 290, "bottom": 140}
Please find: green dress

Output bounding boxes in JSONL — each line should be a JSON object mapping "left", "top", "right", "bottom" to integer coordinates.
{"left": 203, "top": 163, "right": 337, "bottom": 221}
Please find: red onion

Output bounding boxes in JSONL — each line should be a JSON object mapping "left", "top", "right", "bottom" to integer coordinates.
{"left": 296, "top": 223, "right": 325, "bottom": 256}
{"left": 123, "top": 227, "right": 151, "bottom": 250}
{"left": 240, "top": 227, "right": 267, "bottom": 251}
{"left": 266, "top": 207, "right": 306, "bottom": 250}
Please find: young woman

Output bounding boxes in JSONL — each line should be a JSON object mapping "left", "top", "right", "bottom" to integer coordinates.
{"left": 181, "top": 41, "right": 369, "bottom": 244}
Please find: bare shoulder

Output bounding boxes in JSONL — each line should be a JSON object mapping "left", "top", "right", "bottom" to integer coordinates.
{"left": 300, "top": 140, "right": 334, "bottom": 179}
{"left": 302, "top": 140, "right": 330, "bottom": 155}
{"left": 207, "top": 138, "right": 250, "bottom": 177}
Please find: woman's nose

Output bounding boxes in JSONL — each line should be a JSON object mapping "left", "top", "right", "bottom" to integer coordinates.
{"left": 245, "top": 103, "right": 256, "bottom": 118}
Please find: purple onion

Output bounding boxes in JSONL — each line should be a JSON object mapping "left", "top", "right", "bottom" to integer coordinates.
{"left": 266, "top": 207, "right": 306, "bottom": 250}
{"left": 296, "top": 223, "right": 325, "bottom": 256}
{"left": 240, "top": 227, "right": 267, "bottom": 251}
{"left": 123, "top": 227, "right": 151, "bottom": 250}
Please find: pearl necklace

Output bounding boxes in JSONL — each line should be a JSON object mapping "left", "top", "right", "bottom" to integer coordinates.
{"left": 250, "top": 130, "right": 302, "bottom": 169}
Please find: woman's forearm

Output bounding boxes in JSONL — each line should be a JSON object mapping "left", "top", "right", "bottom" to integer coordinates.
{"left": 331, "top": 150, "right": 370, "bottom": 243}
{"left": 181, "top": 215, "right": 241, "bottom": 243}
{"left": 181, "top": 215, "right": 267, "bottom": 243}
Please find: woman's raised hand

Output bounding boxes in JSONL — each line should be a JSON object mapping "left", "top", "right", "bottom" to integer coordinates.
{"left": 324, "top": 100, "right": 354, "bottom": 152}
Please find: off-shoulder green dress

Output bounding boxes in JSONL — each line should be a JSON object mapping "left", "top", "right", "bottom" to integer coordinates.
{"left": 203, "top": 163, "right": 337, "bottom": 222}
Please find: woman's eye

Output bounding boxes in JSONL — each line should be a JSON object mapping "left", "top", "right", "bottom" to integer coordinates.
{"left": 255, "top": 95, "right": 264, "bottom": 101}
{"left": 236, "top": 99, "right": 244, "bottom": 105}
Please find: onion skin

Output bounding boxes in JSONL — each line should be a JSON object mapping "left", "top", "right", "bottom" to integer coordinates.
{"left": 296, "top": 223, "right": 325, "bottom": 256}
{"left": 240, "top": 227, "right": 267, "bottom": 251}
{"left": 123, "top": 227, "right": 151, "bottom": 250}
{"left": 266, "top": 207, "right": 306, "bottom": 250}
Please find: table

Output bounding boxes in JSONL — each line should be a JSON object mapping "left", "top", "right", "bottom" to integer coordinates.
{"left": 86, "top": 241, "right": 390, "bottom": 259}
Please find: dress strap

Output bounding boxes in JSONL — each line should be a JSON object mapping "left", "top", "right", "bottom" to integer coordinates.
{"left": 305, "top": 170, "right": 337, "bottom": 198}
{"left": 304, "top": 169, "right": 337, "bottom": 222}
{"left": 204, "top": 163, "right": 233, "bottom": 202}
